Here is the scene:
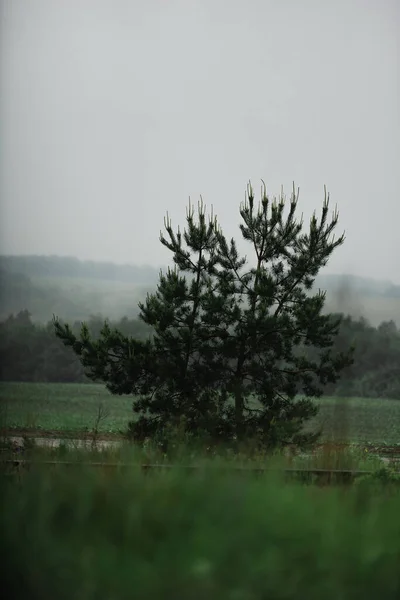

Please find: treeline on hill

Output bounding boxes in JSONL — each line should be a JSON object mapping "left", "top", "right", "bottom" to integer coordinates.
{"left": 0, "top": 262, "right": 155, "bottom": 323}
{"left": 0, "top": 255, "right": 159, "bottom": 284}
{"left": 0, "top": 268, "right": 94, "bottom": 324}
{"left": 2, "top": 254, "right": 400, "bottom": 296}
{"left": 1, "top": 310, "right": 400, "bottom": 400}
{"left": 2, "top": 255, "right": 400, "bottom": 327}
{"left": 0, "top": 310, "right": 153, "bottom": 384}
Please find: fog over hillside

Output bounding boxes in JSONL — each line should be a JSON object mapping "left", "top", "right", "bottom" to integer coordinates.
{"left": 1, "top": 255, "right": 399, "bottom": 326}
{"left": 1, "top": 1, "right": 399, "bottom": 285}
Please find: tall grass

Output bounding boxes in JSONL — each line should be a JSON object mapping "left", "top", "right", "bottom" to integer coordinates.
{"left": 1, "top": 455, "right": 400, "bottom": 599}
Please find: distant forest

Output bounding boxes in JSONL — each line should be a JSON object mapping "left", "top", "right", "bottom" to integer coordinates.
{"left": 1, "top": 309, "right": 399, "bottom": 401}
{"left": 0, "top": 255, "right": 399, "bottom": 400}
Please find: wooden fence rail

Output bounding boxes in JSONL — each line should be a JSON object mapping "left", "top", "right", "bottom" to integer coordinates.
{"left": 2, "top": 459, "right": 399, "bottom": 483}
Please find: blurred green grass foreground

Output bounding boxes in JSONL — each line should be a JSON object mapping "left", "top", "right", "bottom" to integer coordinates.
{"left": 1, "top": 457, "right": 400, "bottom": 599}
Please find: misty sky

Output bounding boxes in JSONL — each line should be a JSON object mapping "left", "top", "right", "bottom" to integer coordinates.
{"left": 0, "top": 0, "right": 399, "bottom": 281}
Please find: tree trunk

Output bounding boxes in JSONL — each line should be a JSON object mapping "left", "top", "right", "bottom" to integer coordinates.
{"left": 234, "top": 380, "right": 244, "bottom": 440}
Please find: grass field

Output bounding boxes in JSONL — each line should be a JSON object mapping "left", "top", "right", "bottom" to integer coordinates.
{"left": 0, "top": 382, "right": 130, "bottom": 435}
{"left": 1, "top": 382, "right": 400, "bottom": 445}
{"left": 1, "top": 457, "right": 400, "bottom": 598}
{"left": 2, "top": 383, "right": 400, "bottom": 598}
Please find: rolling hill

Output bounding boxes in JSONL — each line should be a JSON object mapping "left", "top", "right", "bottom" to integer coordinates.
{"left": 1, "top": 255, "right": 399, "bottom": 325}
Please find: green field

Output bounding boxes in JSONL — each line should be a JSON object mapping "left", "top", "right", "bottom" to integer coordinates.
{"left": 1, "top": 382, "right": 400, "bottom": 444}
{"left": 2, "top": 456, "right": 400, "bottom": 599}
{"left": 2, "top": 383, "right": 400, "bottom": 598}
{"left": 0, "top": 383, "right": 131, "bottom": 435}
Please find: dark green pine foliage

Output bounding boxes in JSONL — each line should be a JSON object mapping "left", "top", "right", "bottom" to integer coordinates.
{"left": 54, "top": 182, "right": 353, "bottom": 449}
{"left": 206, "top": 182, "right": 354, "bottom": 447}
{"left": 53, "top": 318, "right": 155, "bottom": 396}
{"left": 132, "top": 200, "right": 231, "bottom": 441}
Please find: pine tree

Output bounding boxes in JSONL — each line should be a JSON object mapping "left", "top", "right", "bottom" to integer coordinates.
{"left": 54, "top": 181, "right": 353, "bottom": 449}
{"left": 203, "top": 182, "right": 354, "bottom": 447}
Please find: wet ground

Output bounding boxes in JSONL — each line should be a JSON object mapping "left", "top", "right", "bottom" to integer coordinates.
{"left": 5, "top": 435, "right": 123, "bottom": 450}
{"left": 1, "top": 432, "right": 399, "bottom": 469}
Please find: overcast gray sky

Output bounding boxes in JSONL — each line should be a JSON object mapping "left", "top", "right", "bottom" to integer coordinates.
{"left": 0, "top": 0, "right": 399, "bottom": 281}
